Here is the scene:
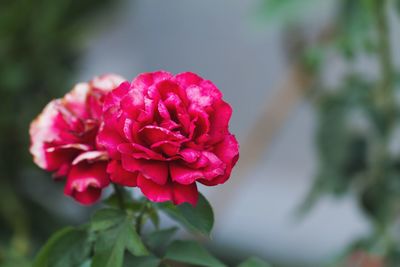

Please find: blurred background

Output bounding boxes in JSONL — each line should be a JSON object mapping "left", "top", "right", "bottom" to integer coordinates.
{"left": 1, "top": 0, "right": 400, "bottom": 266}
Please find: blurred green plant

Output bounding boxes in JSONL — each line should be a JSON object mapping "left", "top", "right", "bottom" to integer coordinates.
{"left": 32, "top": 189, "right": 271, "bottom": 267}
{"left": 0, "top": 0, "right": 115, "bottom": 264}
{"left": 261, "top": 0, "right": 400, "bottom": 265}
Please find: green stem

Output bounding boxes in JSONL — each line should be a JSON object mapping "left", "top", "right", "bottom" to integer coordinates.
{"left": 112, "top": 184, "right": 126, "bottom": 210}
{"left": 376, "top": 1, "right": 392, "bottom": 84}
{"left": 369, "top": 0, "right": 393, "bottom": 190}
{"left": 135, "top": 201, "right": 148, "bottom": 235}
{"left": 370, "top": 0, "right": 395, "bottom": 258}
{"left": 112, "top": 184, "right": 148, "bottom": 235}
{"left": 374, "top": 0, "right": 395, "bottom": 127}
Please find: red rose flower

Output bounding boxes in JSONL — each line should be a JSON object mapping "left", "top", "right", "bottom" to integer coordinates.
{"left": 30, "top": 74, "right": 125, "bottom": 205}
{"left": 97, "top": 71, "right": 239, "bottom": 205}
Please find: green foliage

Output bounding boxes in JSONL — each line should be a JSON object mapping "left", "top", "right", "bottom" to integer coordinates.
{"left": 263, "top": 0, "right": 400, "bottom": 264}
{"left": 31, "top": 193, "right": 236, "bottom": 267}
{"left": 157, "top": 193, "right": 214, "bottom": 236}
{"left": 105, "top": 188, "right": 142, "bottom": 211}
{"left": 0, "top": 248, "right": 31, "bottom": 267}
{"left": 33, "top": 207, "right": 150, "bottom": 267}
{"left": 164, "top": 240, "right": 226, "bottom": 267}
{"left": 144, "top": 227, "right": 178, "bottom": 252}
{"left": 301, "top": 1, "right": 400, "bottom": 230}
{"left": 123, "top": 255, "right": 161, "bottom": 267}
{"left": 0, "top": 0, "right": 116, "bottom": 262}
{"left": 258, "top": 0, "right": 325, "bottom": 25}
{"left": 90, "top": 208, "right": 127, "bottom": 232}
{"left": 238, "top": 257, "right": 272, "bottom": 267}
{"left": 105, "top": 189, "right": 161, "bottom": 229}
{"left": 90, "top": 209, "right": 148, "bottom": 267}
{"left": 33, "top": 227, "right": 91, "bottom": 267}
{"left": 305, "top": 76, "right": 373, "bottom": 199}
{"left": 336, "top": 0, "right": 376, "bottom": 58}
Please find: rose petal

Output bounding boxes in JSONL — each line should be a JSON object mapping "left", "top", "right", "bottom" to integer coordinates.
{"left": 159, "top": 119, "right": 180, "bottom": 131}
{"left": 107, "top": 160, "right": 137, "bottom": 187}
{"left": 122, "top": 155, "right": 168, "bottom": 185}
{"left": 103, "top": 81, "right": 131, "bottom": 112}
{"left": 90, "top": 74, "right": 125, "bottom": 92}
{"left": 164, "top": 94, "right": 191, "bottom": 133}
{"left": 137, "top": 174, "right": 173, "bottom": 203}
{"left": 30, "top": 101, "right": 62, "bottom": 169}
{"left": 172, "top": 182, "right": 198, "bottom": 206}
{"left": 62, "top": 83, "right": 90, "bottom": 119}
{"left": 151, "top": 141, "right": 181, "bottom": 157}
{"left": 131, "top": 71, "right": 173, "bottom": 94}
{"left": 208, "top": 100, "right": 232, "bottom": 144}
{"left": 64, "top": 161, "right": 110, "bottom": 205}
{"left": 197, "top": 151, "right": 225, "bottom": 180}
{"left": 121, "top": 89, "right": 145, "bottom": 119}
{"left": 179, "top": 148, "right": 200, "bottom": 163}
{"left": 156, "top": 80, "right": 187, "bottom": 104}
{"left": 214, "top": 134, "right": 239, "bottom": 168}
{"left": 87, "top": 74, "right": 125, "bottom": 119}
{"left": 186, "top": 79, "right": 222, "bottom": 110}
{"left": 170, "top": 163, "right": 203, "bottom": 185}
{"left": 72, "top": 151, "right": 108, "bottom": 165}
{"left": 200, "top": 134, "right": 239, "bottom": 186}
{"left": 170, "top": 151, "right": 224, "bottom": 185}
{"left": 97, "top": 126, "right": 125, "bottom": 159}
{"left": 175, "top": 72, "right": 203, "bottom": 90}
{"left": 44, "top": 144, "right": 83, "bottom": 172}
{"left": 123, "top": 118, "right": 138, "bottom": 142}
{"left": 53, "top": 163, "right": 71, "bottom": 178}
{"left": 190, "top": 111, "right": 210, "bottom": 142}
{"left": 137, "top": 97, "right": 158, "bottom": 123}
{"left": 139, "top": 125, "right": 185, "bottom": 146}
{"left": 117, "top": 143, "right": 164, "bottom": 160}
{"left": 157, "top": 100, "right": 170, "bottom": 120}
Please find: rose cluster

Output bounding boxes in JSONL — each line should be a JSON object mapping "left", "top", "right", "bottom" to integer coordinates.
{"left": 30, "top": 71, "right": 239, "bottom": 206}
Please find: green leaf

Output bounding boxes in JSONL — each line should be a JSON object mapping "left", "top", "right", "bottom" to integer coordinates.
{"left": 80, "top": 260, "right": 92, "bottom": 267}
{"left": 33, "top": 227, "right": 90, "bottom": 267}
{"left": 147, "top": 205, "right": 160, "bottom": 228}
{"left": 145, "top": 227, "right": 178, "bottom": 251}
{"left": 396, "top": 0, "right": 400, "bottom": 15}
{"left": 91, "top": 235, "right": 125, "bottom": 267}
{"left": 104, "top": 189, "right": 142, "bottom": 211}
{"left": 124, "top": 219, "right": 149, "bottom": 256}
{"left": 238, "top": 257, "right": 272, "bottom": 267}
{"left": 258, "top": 0, "right": 323, "bottom": 25}
{"left": 158, "top": 193, "right": 214, "bottom": 236}
{"left": 124, "top": 255, "right": 161, "bottom": 267}
{"left": 164, "top": 240, "right": 226, "bottom": 267}
{"left": 91, "top": 208, "right": 126, "bottom": 232}
{"left": 0, "top": 249, "right": 31, "bottom": 267}
{"left": 91, "top": 217, "right": 148, "bottom": 267}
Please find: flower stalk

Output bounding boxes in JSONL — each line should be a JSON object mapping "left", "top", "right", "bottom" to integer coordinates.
{"left": 112, "top": 184, "right": 126, "bottom": 210}
{"left": 374, "top": 0, "right": 395, "bottom": 129}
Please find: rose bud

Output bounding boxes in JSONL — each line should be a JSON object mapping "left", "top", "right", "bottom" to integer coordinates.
{"left": 30, "top": 74, "right": 125, "bottom": 205}
{"left": 97, "top": 71, "right": 239, "bottom": 205}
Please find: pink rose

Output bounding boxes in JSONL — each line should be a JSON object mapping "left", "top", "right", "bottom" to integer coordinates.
{"left": 30, "top": 74, "right": 125, "bottom": 205}
{"left": 98, "top": 71, "right": 239, "bottom": 205}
